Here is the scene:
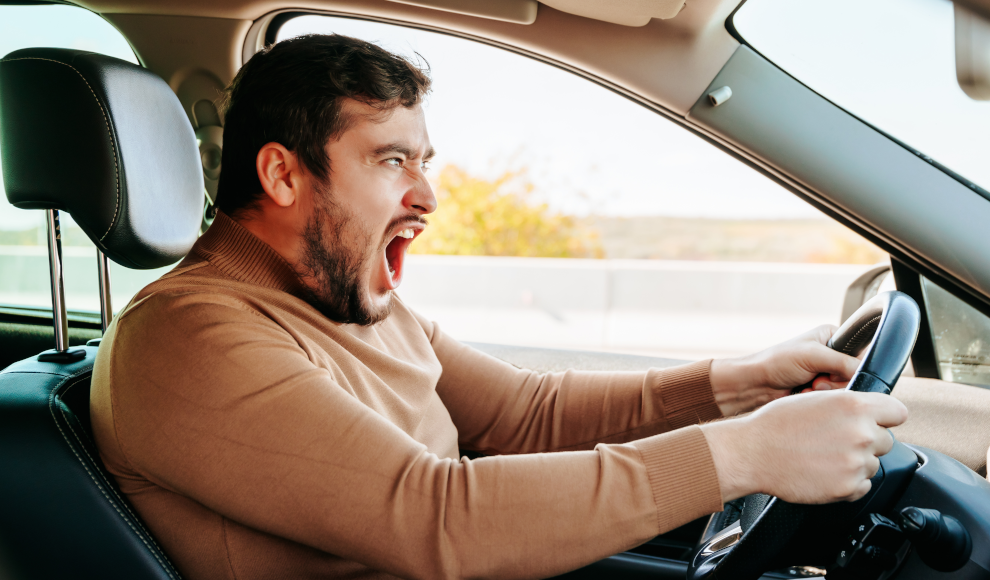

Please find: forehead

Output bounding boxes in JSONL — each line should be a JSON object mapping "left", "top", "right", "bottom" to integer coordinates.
{"left": 337, "top": 99, "right": 430, "bottom": 150}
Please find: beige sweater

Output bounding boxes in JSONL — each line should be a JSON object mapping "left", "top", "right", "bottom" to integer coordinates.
{"left": 90, "top": 212, "right": 725, "bottom": 580}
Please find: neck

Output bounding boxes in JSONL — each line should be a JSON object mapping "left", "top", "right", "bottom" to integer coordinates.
{"left": 231, "top": 206, "right": 305, "bottom": 272}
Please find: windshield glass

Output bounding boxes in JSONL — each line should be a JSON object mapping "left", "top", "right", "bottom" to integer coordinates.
{"left": 733, "top": 0, "right": 990, "bottom": 192}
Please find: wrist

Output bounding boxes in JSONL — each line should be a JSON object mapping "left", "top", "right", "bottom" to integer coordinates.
{"left": 700, "top": 418, "right": 759, "bottom": 502}
{"left": 710, "top": 356, "right": 764, "bottom": 416}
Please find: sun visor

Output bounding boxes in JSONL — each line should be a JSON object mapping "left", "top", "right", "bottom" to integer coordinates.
{"left": 385, "top": 0, "right": 538, "bottom": 24}
{"left": 540, "top": 0, "right": 686, "bottom": 26}
{"left": 384, "top": 0, "right": 685, "bottom": 26}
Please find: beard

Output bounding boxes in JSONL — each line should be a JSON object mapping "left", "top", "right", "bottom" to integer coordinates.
{"left": 298, "top": 181, "right": 394, "bottom": 326}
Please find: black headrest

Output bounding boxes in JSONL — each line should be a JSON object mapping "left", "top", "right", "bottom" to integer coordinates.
{"left": 0, "top": 48, "right": 203, "bottom": 269}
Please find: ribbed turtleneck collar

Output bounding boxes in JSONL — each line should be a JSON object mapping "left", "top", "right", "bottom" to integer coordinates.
{"left": 191, "top": 210, "right": 307, "bottom": 297}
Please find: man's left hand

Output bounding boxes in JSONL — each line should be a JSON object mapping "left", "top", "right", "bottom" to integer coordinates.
{"left": 709, "top": 325, "right": 860, "bottom": 417}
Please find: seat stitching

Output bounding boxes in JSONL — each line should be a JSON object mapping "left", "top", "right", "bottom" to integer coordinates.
{"left": 49, "top": 371, "right": 179, "bottom": 580}
{"left": 0, "top": 57, "right": 121, "bottom": 241}
{"left": 53, "top": 373, "right": 178, "bottom": 580}
{"left": 58, "top": 377, "right": 182, "bottom": 578}
{"left": 0, "top": 370, "right": 75, "bottom": 378}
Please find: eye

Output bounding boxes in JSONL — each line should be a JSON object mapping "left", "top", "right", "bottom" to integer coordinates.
{"left": 421, "top": 161, "right": 431, "bottom": 173}
{"left": 384, "top": 157, "right": 403, "bottom": 167}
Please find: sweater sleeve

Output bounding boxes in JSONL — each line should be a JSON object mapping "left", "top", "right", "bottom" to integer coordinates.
{"left": 418, "top": 315, "right": 723, "bottom": 455}
{"left": 96, "top": 293, "right": 724, "bottom": 580}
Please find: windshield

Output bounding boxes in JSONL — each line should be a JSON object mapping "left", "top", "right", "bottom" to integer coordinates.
{"left": 733, "top": 0, "right": 990, "bottom": 193}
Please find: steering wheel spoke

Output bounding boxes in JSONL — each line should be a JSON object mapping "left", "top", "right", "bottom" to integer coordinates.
{"left": 687, "top": 292, "right": 922, "bottom": 580}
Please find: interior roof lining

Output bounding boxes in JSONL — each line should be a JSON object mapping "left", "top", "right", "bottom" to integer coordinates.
{"left": 257, "top": 8, "right": 691, "bottom": 120}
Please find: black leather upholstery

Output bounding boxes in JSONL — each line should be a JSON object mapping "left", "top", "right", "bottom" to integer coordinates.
{"left": 0, "top": 348, "right": 182, "bottom": 580}
{"left": 0, "top": 47, "right": 200, "bottom": 579}
{"left": 0, "top": 48, "right": 202, "bottom": 269}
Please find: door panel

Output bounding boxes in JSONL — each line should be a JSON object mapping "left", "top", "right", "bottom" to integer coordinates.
{"left": 0, "top": 309, "right": 100, "bottom": 371}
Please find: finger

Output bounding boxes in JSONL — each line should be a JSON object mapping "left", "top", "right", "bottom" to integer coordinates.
{"left": 807, "top": 345, "right": 860, "bottom": 380}
{"left": 865, "top": 454, "right": 881, "bottom": 479}
{"left": 870, "top": 426, "right": 895, "bottom": 457}
{"left": 810, "top": 324, "right": 839, "bottom": 345}
{"left": 848, "top": 478, "right": 873, "bottom": 502}
{"left": 814, "top": 381, "right": 848, "bottom": 390}
{"left": 812, "top": 375, "right": 844, "bottom": 390}
{"left": 862, "top": 394, "right": 909, "bottom": 427}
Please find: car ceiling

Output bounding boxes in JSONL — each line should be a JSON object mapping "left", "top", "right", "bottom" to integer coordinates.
{"left": 74, "top": 0, "right": 743, "bottom": 117}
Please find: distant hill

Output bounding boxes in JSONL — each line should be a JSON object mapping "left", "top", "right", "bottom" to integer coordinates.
{"left": 586, "top": 216, "right": 886, "bottom": 264}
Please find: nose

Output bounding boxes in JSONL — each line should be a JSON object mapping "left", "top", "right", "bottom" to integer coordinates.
{"left": 404, "top": 173, "right": 437, "bottom": 215}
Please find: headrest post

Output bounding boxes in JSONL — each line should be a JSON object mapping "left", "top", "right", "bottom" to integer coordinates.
{"left": 37, "top": 210, "right": 85, "bottom": 363}
{"left": 45, "top": 209, "right": 69, "bottom": 352}
{"left": 97, "top": 249, "right": 112, "bottom": 333}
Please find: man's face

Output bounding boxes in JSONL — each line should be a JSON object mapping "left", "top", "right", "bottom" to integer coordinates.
{"left": 297, "top": 100, "right": 436, "bottom": 325}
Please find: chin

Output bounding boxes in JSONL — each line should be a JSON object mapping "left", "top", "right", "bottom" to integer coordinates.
{"left": 361, "top": 289, "right": 396, "bottom": 324}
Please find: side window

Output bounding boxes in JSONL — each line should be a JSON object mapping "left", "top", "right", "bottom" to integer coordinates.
{"left": 276, "top": 16, "right": 889, "bottom": 360}
{"left": 922, "top": 278, "right": 990, "bottom": 388}
{"left": 0, "top": 6, "right": 171, "bottom": 314}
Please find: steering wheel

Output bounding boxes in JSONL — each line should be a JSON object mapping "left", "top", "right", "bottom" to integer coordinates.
{"left": 687, "top": 291, "right": 921, "bottom": 580}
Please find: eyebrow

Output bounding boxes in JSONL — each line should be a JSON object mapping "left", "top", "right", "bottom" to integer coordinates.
{"left": 373, "top": 142, "right": 436, "bottom": 161}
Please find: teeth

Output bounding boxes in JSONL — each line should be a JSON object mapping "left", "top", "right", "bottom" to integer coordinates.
{"left": 396, "top": 229, "right": 414, "bottom": 239}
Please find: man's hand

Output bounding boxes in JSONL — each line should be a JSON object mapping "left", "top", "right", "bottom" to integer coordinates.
{"left": 701, "top": 390, "right": 908, "bottom": 504}
{"left": 710, "top": 325, "right": 861, "bottom": 417}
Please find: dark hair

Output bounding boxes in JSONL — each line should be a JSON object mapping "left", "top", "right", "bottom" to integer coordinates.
{"left": 216, "top": 34, "right": 432, "bottom": 216}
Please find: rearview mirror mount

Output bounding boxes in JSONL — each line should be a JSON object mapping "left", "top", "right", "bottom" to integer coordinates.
{"left": 955, "top": 1, "right": 990, "bottom": 100}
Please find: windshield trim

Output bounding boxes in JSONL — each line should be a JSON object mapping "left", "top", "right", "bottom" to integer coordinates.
{"left": 726, "top": 1, "right": 990, "bottom": 205}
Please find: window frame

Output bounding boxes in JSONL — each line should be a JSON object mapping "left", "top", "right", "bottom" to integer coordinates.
{"left": 261, "top": 10, "right": 990, "bottom": 328}
{"left": 0, "top": 0, "right": 143, "bottom": 324}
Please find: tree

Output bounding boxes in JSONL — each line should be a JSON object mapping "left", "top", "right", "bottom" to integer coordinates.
{"left": 410, "top": 165, "right": 603, "bottom": 258}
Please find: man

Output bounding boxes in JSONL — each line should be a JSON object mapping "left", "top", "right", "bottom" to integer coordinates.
{"left": 90, "top": 34, "right": 907, "bottom": 580}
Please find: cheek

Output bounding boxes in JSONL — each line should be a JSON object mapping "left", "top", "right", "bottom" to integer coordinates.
{"left": 333, "top": 167, "right": 402, "bottom": 226}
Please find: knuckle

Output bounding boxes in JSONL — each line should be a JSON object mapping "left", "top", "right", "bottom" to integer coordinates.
{"left": 843, "top": 453, "right": 864, "bottom": 474}
{"left": 837, "top": 479, "right": 859, "bottom": 499}
{"left": 837, "top": 392, "right": 862, "bottom": 413}
{"left": 879, "top": 431, "right": 894, "bottom": 451}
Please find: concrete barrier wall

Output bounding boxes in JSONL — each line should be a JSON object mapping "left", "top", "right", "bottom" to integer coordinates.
{"left": 0, "top": 248, "right": 881, "bottom": 359}
{"left": 400, "top": 255, "right": 879, "bottom": 359}
{"left": 0, "top": 246, "right": 171, "bottom": 312}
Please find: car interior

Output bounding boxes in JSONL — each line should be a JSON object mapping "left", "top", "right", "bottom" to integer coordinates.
{"left": 1, "top": 0, "right": 990, "bottom": 578}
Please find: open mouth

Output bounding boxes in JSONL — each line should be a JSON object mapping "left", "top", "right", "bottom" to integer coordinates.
{"left": 383, "top": 227, "right": 417, "bottom": 289}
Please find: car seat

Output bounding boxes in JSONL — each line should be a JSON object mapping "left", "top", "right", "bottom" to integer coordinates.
{"left": 0, "top": 48, "right": 203, "bottom": 579}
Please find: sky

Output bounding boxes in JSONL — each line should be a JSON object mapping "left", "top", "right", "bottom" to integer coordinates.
{"left": 0, "top": 0, "right": 987, "bottom": 231}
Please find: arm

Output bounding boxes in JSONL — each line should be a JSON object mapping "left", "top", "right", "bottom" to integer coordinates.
{"left": 99, "top": 293, "right": 724, "bottom": 580}
{"left": 421, "top": 317, "right": 722, "bottom": 455}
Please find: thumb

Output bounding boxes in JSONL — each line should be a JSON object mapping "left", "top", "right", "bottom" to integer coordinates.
{"left": 807, "top": 343, "right": 860, "bottom": 381}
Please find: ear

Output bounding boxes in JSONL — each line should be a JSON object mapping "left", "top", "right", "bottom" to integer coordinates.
{"left": 256, "top": 142, "right": 301, "bottom": 208}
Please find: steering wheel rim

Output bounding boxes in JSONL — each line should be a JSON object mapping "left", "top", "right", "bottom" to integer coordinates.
{"left": 687, "top": 291, "right": 921, "bottom": 580}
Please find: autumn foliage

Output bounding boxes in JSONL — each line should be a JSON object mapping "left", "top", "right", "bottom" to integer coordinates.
{"left": 410, "top": 165, "right": 603, "bottom": 258}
